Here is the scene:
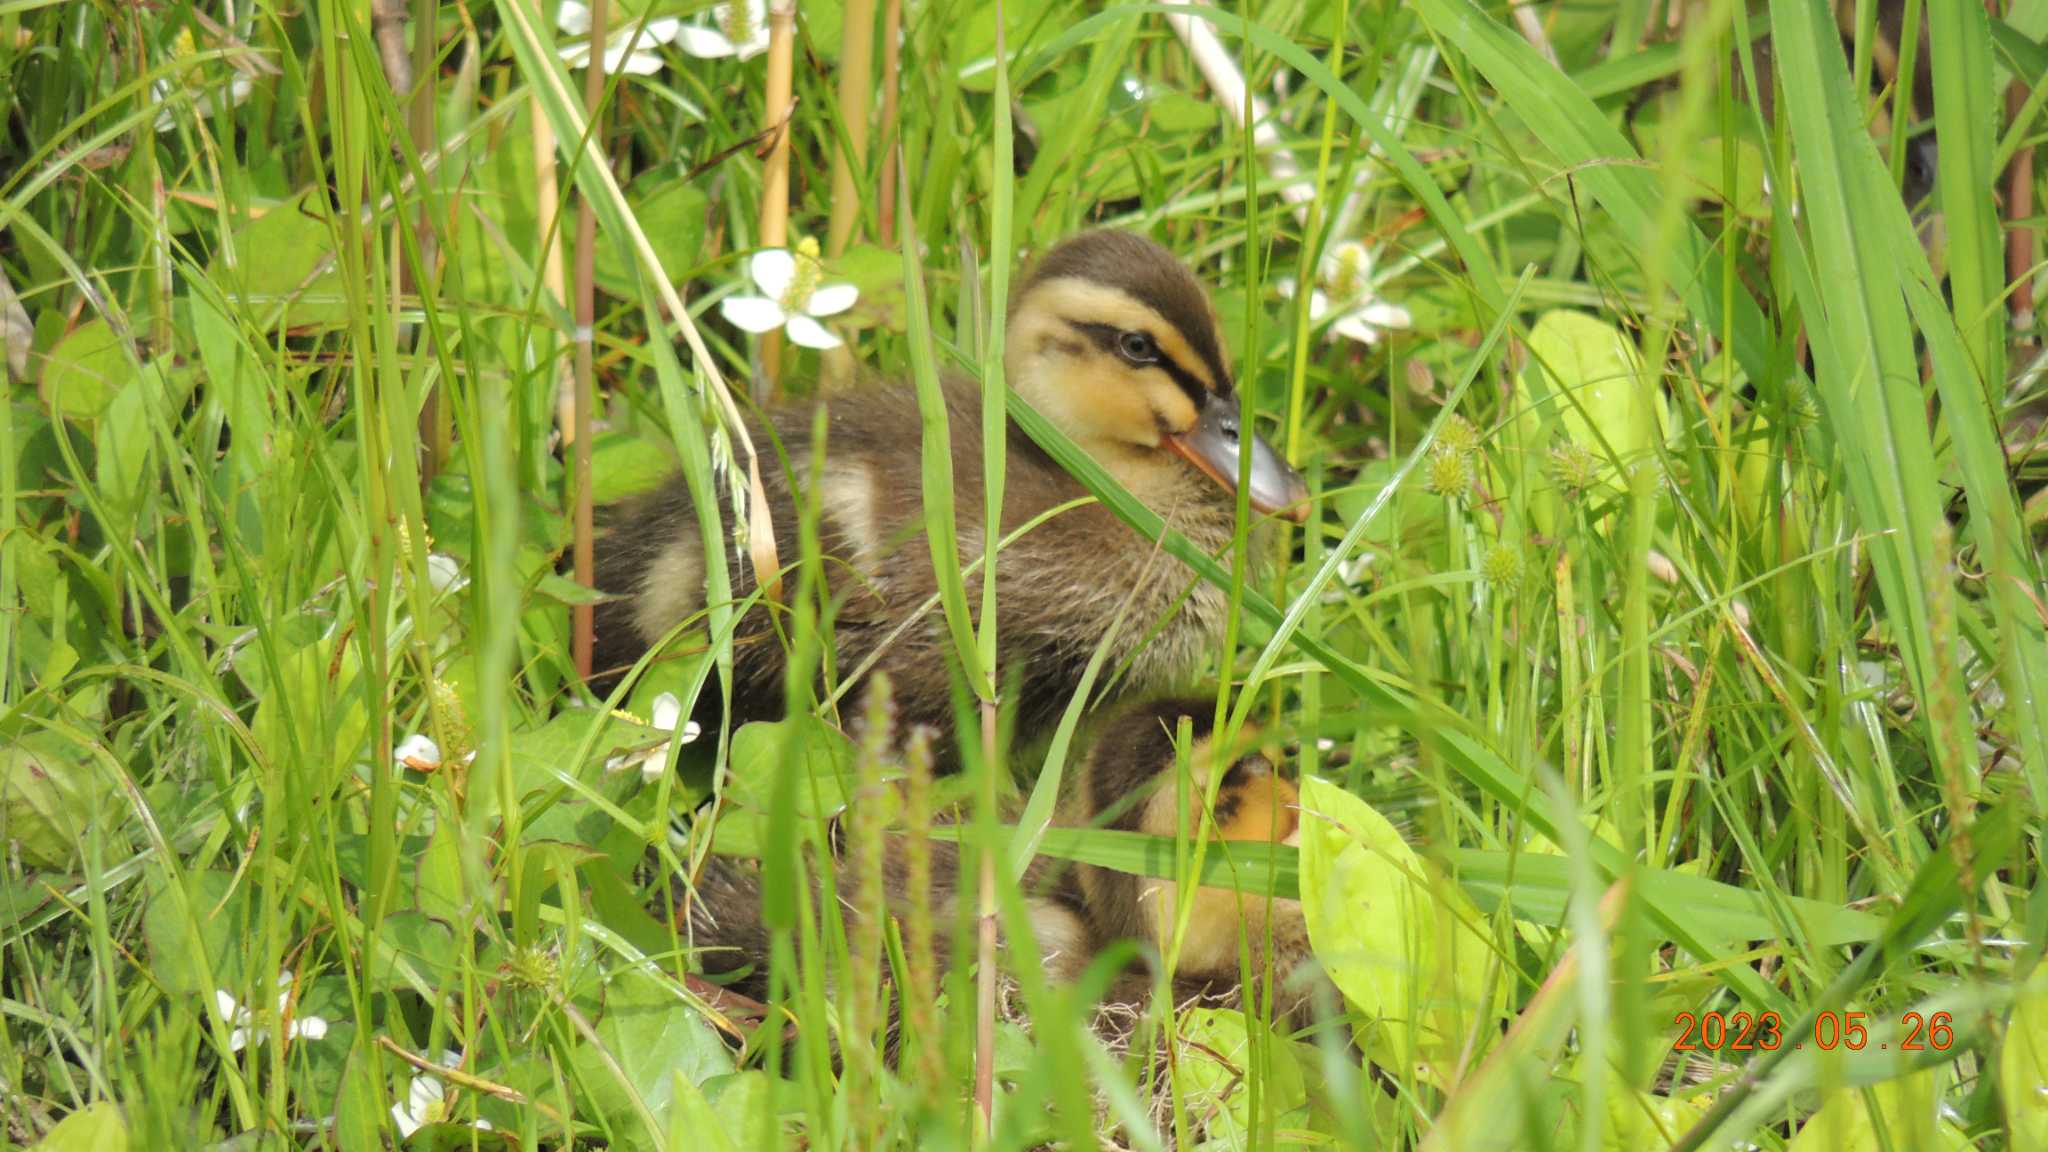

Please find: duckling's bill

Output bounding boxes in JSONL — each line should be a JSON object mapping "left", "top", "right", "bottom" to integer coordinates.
{"left": 1166, "top": 392, "right": 1311, "bottom": 522}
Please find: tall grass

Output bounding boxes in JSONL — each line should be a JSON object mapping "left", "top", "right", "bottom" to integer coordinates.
{"left": 2, "top": 0, "right": 2046, "bottom": 1149}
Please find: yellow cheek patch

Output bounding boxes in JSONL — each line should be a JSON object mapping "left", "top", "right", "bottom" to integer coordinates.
{"left": 1219, "top": 772, "right": 1299, "bottom": 845}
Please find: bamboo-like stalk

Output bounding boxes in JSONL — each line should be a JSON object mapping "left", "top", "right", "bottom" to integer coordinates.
{"left": 571, "top": 0, "right": 612, "bottom": 679}
{"left": 407, "top": 0, "right": 445, "bottom": 484}
{"left": 2008, "top": 78, "right": 2037, "bottom": 329}
{"left": 875, "top": 0, "right": 903, "bottom": 248}
{"left": 756, "top": 1, "right": 798, "bottom": 399}
{"left": 535, "top": 107, "right": 574, "bottom": 448}
{"left": 827, "top": 0, "right": 876, "bottom": 256}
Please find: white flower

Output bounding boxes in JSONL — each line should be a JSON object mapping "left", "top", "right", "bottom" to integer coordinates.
{"left": 718, "top": 238, "right": 859, "bottom": 350}
{"left": 1277, "top": 240, "right": 1412, "bottom": 346}
{"left": 391, "top": 1050, "right": 494, "bottom": 1138}
{"left": 215, "top": 971, "right": 329, "bottom": 1052}
{"left": 395, "top": 733, "right": 443, "bottom": 772}
{"left": 674, "top": 0, "right": 771, "bottom": 60}
{"left": 153, "top": 74, "right": 254, "bottom": 133}
{"left": 605, "top": 691, "right": 704, "bottom": 780}
{"left": 557, "top": 0, "right": 682, "bottom": 76}
{"left": 425, "top": 553, "right": 467, "bottom": 594}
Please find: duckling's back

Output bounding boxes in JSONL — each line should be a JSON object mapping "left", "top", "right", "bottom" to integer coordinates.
{"left": 592, "top": 374, "right": 1244, "bottom": 755}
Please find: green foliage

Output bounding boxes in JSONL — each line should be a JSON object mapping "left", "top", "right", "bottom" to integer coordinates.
{"left": 1, "top": 0, "right": 2043, "bottom": 1147}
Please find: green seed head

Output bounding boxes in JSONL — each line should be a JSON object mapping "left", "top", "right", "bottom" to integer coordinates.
{"left": 1549, "top": 440, "right": 1600, "bottom": 494}
{"left": 1436, "top": 413, "right": 1480, "bottom": 456}
{"left": 1481, "top": 541, "right": 1527, "bottom": 592}
{"left": 1425, "top": 446, "right": 1473, "bottom": 498}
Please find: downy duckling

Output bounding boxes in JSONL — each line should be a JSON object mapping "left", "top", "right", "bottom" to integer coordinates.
{"left": 593, "top": 230, "right": 1307, "bottom": 751}
{"left": 682, "top": 696, "right": 1316, "bottom": 1027}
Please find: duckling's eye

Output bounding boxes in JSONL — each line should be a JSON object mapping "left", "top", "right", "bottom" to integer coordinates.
{"left": 1116, "top": 330, "right": 1159, "bottom": 365}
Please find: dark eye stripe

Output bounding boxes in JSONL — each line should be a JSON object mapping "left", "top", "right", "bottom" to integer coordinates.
{"left": 1067, "top": 321, "right": 1213, "bottom": 410}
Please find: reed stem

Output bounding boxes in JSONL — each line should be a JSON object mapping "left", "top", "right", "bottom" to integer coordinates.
{"left": 827, "top": 0, "right": 876, "bottom": 257}
{"left": 570, "top": 0, "right": 611, "bottom": 679}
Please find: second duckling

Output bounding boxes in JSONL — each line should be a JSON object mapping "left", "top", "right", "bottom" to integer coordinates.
{"left": 682, "top": 696, "right": 1318, "bottom": 1030}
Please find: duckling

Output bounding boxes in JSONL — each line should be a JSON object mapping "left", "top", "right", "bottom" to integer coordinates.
{"left": 593, "top": 230, "right": 1307, "bottom": 752}
{"left": 682, "top": 696, "right": 1316, "bottom": 1026}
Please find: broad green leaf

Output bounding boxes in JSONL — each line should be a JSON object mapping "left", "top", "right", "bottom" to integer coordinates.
{"left": 2003, "top": 967, "right": 2048, "bottom": 1148}
{"left": 142, "top": 869, "right": 243, "bottom": 996}
{"left": 1296, "top": 777, "right": 1496, "bottom": 1082}
{"left": 1517, "top": 309, "right": 1670, "bottom": 488}
{"left": 595, "top": 176, "right": 707, "bottom": 294}
{"left": 207, "top": 191, "right": 349, "bottom": 331}
{"left": 33, "top": 1102, "right": 127, "bottom": 1151}
{"left": 38, "top": 318, "right": 131, "bottom": 419}
{"left": 0, "top": 733, "right": 117, "bottom": 870}
{"left": 1177, "top": 1007, "right": 1311, "bottom": 1149}
{"left": 572, "top": 968, "right": 734, "bottom": 1146}
{"left": 1786, "top": 1066, "right": 1969, "bottom": 1152}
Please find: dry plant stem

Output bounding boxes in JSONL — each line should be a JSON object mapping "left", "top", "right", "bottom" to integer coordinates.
{"left": 757, "top": 1, "right": 799, "bottom": 400}
{"left": 972, "top": 699, "right": 999, "bottom": 1136}
{"left": 876, "top": 0, "right": 903, "bottom": 248}
{"left": 828, "top": 0, "right": 876, "bottom": 256}
{"left": 571, "top": 0, "right": 611, "bottom": 679}
{"left": 0, "top": 263, "right": 28, "bottom": 381}
{"left": 370, "top": 1, "right": 413, "bottom": 97}
{"left": 1163, "top": 0, "right": 1311, "bottom": 223}
{"left": 2008, "top": 79, "right": 2037, "bottom": 330}
{"left": 1512, "top": 0, "right": 1559, "bottom": 65}
{"left": 533, "top": 104, "right": 575, "bottom": 446}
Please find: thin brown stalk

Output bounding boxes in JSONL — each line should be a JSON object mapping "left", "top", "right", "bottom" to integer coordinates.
{"left": 406, "top": 0, "right": 445, "bottom": 485}
{"left": 876, "top": 0, "right": 903, "bottom": 248}
{"left": 571, "top": 0, "right": 611, "bottom": 680}
{"left": 756, "top": 1, "right": 799, "bottom": 400}
{"left": 2008, "top": 78, "right": 2037, "bottom": 330}
{"left": 827, "top": 0, "right": 876, "bottom": 256}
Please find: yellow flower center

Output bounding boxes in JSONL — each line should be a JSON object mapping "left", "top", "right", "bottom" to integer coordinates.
{"left": 780, "top": 236, "right": 824, "bottom": 314}
{"left": 722, "top": 1, "right": 756, "bottom": 46}
{"left": 1326, "top": 244, "right": 1367, "bottom": 299}
{"left": 172, "top": 27, "right": 197, "bottom": 59}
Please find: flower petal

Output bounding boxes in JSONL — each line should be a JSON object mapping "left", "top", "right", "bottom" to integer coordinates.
{"left": 673, "top": 24, "right": 738, "bottom": 57}
{"left": 392, "top": 1101, "right": 421, "bottom": 1139}
{"left": 749, "top": 249, "right": 795, "bottom": 298}
{"left": 1329, "top": 312, "right": 1385, "bottom": 345}
{"left": 650, "top": 692, "right": 682, "bottom": 732}
{"left": 216, "top": 991, "right": 241, "bottom": 1022}
{"left": 603, "top": 43, "right": 666, "bottom": 75}
{"left": 1355, "top": 300, "right": 1413, "bottom": 330}
{"left": 291, "top": 1015, "right": 330, "bottom": 1041}
{"left": 805, "top": 282, "right": 858, "bottom": 317}
{"left": 785, "top": 314, "right": 842, "bottom": 350}
{"left": 636, "top": 16, "right": 683, "bottom": 44}
{"left": 395, "top": 733, "right": 442, "bottom": 770}
{"left": 678, "top": 720, "right": 703, "bottom": 745}
{"left": 719, "top": 295, "right": 787, "bottom": 333}
{"left": 557, "top": 0, "right": 591, "bottom": 35}
{"left": 228, "top": 1027, "right": 251, "bottom": 1052}
{"left": 425, "top": 552, "right": 466, "bottom": 593}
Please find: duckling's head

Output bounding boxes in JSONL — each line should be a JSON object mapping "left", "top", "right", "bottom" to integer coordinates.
{"left": 1007, "top": 230, "right": 1309, "bottom": 521}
